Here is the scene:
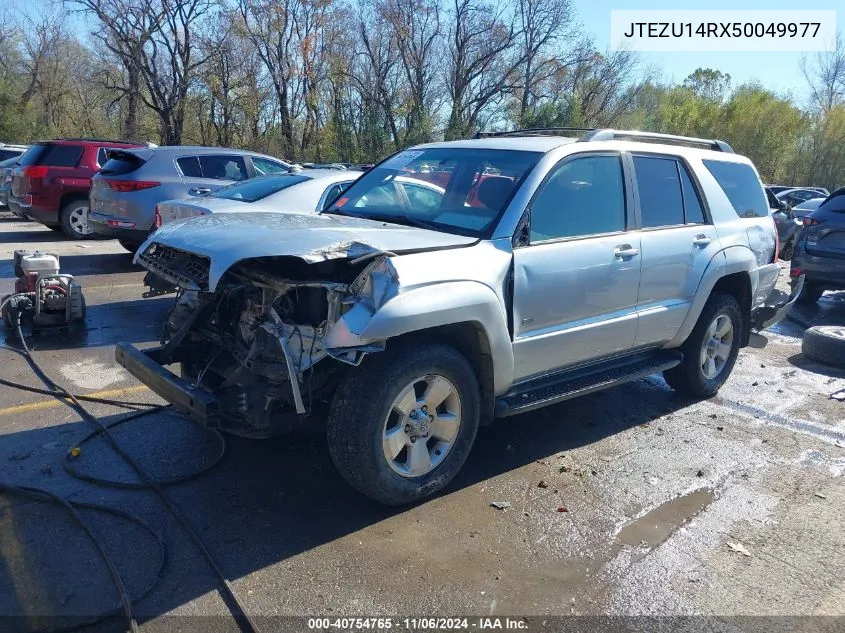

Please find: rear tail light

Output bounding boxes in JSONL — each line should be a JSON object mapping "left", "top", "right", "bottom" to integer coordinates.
{"left": 803, "top": 216, "right": 823, "bottom": 226}
{"left": 153, "top": 205, "right": 162, "bottom": 228}
{"left": 105, "top": 179, "right": 160, "bottom": 192}
{"left": 790, "top": 267, "right": 801, "bottom": 278}
{"left": 107, "top": 220, "right": 136, "bottom": 228}
{"left": 23, "top": 165, "right": 49, "bottom": 178}
{"left": 773, "top": 225, "right": 779, "bottom": 263}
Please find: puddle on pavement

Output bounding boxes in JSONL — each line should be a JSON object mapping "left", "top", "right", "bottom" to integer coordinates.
{"left": 616, "top": 488, "right": 715, "bottom": 551}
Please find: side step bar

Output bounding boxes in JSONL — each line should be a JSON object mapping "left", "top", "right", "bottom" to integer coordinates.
{"left": 495, "top": 351, "right": 683, "bottom": 417}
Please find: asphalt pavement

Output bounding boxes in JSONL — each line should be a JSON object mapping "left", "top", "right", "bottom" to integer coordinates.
{"left": 0, "top": 213, "right": 843, "bottom": 632}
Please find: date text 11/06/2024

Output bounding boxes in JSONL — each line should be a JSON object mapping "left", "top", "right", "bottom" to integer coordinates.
{"left": 307, "top": 617, "right": 529, "bottom": 630}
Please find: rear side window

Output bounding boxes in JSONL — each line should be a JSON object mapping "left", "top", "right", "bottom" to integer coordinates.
{"left": 703, "top": 159, "right": 768, "bottom": 218}
{"left": 177, "top": 156, "right": 202, "bottom": 178}
{"left": 100, "top": 152, "right": 144, "bottom": 176}
{"left": 97, "top": 148, "right": 109, "bottom": 167}
{"left": 252, "top": 156, "right": 288, "bottom": 175}
{"left": 0, "top": 149, "right": 22, "bottom": 161}
{"left": 198, "top": 155, "right": 247, "bottom": 181}
{"left": 211, "top": 174, "right": 311, "bottom": 202}
{"left": 19, "top": 143, "right": 83, "bottom": 167}
{"left": 679, "top": 164, "right": 705, "bottom": 223}
{"left": 634, "top": 156, "right": 684, "bottom": 227}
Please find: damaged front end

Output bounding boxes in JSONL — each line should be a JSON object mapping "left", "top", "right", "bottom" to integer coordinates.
{"left": 117, "top": 248, "right": 399, "bottom": 438}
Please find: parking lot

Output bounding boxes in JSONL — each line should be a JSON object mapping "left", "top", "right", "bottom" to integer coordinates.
{"left": 1, "top": 212, "right": 844, "bottom": 631}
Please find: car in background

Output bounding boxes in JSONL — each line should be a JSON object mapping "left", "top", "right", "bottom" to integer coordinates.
{"left": 767, "top": 187, "right": 801, "bottom": 259}
{"left": 766, "top": 184, "right": 791, "bottom": 195}
{"left": 156, "top": 170, "right": 360, "bottom": 226}
{"left": 791, "top": 197, "right": 827, "bottom": 220}
{"left": 806, "top": 187, "right": 830, "bottom": 197}
{"left": 791, "top": 187, "right": 845, "bottom": 304}
{"left": 89, "top": 146, "right": 296, "bottom": 251}
{"left": 0, "top": 156, "right": 21, "bottom": 210}
{"left": 8, "top": 138, "right": 149, "bottom": 238}
{"left": 0, "top": 143, "right": 28, "bottom": 161}
{"left": 777, "top": 187, "right": 825, "bottom": 210}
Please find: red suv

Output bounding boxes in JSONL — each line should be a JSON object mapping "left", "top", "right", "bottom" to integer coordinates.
{"left": 9, "top": 138, "right": 148, "bottom": 239}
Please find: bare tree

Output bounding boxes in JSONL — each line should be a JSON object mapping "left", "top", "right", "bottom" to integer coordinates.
{"left": 379, "top": 0, "right": 443, "bottom": 144}
{"left": 515, "top": 0, "right": 575, "bottom": 122}
{"left": 801, "top": 32, "right": 845, "bottom": 113}
{"left": 445, "top": 0, "right": 524, "bottom": 139}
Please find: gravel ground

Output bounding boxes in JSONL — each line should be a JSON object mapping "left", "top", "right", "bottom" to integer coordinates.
{"left": 0, "top": 214, "right": 843, "bottom": 632}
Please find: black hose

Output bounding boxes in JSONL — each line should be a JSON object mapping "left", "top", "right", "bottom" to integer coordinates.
{"left": 0, "top": 483, "right": 166, "bottom": 633}
{"left": 63, "top": 405, "right": 227, "bottom": 489}
{"left": 11, "top": 315, "right": 259, "bottom": 633}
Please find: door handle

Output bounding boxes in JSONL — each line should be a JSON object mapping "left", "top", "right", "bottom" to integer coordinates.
{"left": 189, "top": 187, "right": 211, "bottom": 196}
{"left": 614, "top": 244, "right": 640, "bottom": 259}
{"left": 693, "top": 235, "right": 712, "bottom": 247}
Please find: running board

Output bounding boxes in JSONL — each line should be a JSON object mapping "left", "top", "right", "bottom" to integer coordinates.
{"left": 495, "top": 351, "right": 683, "bottom": 417}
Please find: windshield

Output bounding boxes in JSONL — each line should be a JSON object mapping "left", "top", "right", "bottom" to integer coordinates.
{"left": 323, "top": 148, "right": 542, "bottom": 236}
{"left": 210, "top": 174, "right": 312, "bottom": 203}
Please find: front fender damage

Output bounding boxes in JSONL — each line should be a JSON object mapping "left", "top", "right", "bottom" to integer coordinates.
{"left": 161, "top": 252, "right": 400, "bottom": 437}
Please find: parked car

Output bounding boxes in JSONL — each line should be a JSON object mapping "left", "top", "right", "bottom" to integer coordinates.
{"left": 156, "top": 170, "right": 360, "bottom": 225}
{"left": 765, "top": 184, "right": 791, "bottom": 195}
{"left": 8, "top": 138, "right": 149, "bottom": 238}
{"left": 88, "top": 146, "right": 294, "bottom": 252}
{"left": 0, "top": 156, "right": 21, "bottom": 210}
{"left": 89, "top": 146, "right": 296, "bottom": 251}
{"left": 791, "top": 187, "right": 845, "bottom": 304}
{"left": 0, "top": 143, "right": 28, "bottom": 161}
{"left": 791, "top": 197, "right": 827, "bottom": 218}
{"left": 806, "top": 187, "right": 830, "bottom": 197}
{"left": 777, "top": 187, "right": 824, "bottom": 210}
{"left": 117, "top": 128, "right": 797, "bottom": 506}
{"left": 767, "top": 187, "right": 802, "bottom": 259}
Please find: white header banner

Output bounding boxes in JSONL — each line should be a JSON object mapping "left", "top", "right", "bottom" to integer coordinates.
{"left": 610, "top": 10, "right": 837, "bottom": 52}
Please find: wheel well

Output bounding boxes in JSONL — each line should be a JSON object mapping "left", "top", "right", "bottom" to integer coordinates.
{"left": 59, "top": 192, "right": 88, "bottom": 213}
{"left": 712, "top": 272, "right": 751, "bottom": 346}
{"left": 386, "top": 322, "right": 495, "bottom": 425}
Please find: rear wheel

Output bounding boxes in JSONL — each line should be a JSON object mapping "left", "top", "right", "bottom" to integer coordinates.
{"left": 326, "top": 342, "right": 480, "bottom": 506}
{"left": 802, "top": 326, "right": 845, "bottom": 369}
{"left": 779, "top": 238, "right": 795, "bottom": 261}
{"left": 664, "top": 293, "right": 742, "bottom": 398}
{"left": 60, "top": 199, "right": 95, "bottom": 240}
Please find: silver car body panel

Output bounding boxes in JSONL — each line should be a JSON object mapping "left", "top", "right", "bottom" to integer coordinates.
{"left": 134, "top": 136, "right": 782, "bottom": 408}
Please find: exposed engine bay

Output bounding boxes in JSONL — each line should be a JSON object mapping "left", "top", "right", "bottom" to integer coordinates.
{"left": 154, "top": 252, "right": 399, "bottom": 437}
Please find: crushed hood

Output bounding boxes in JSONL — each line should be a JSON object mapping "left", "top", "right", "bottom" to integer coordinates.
{"left": 136, "top": 211, "right": 478, "bottom": 291}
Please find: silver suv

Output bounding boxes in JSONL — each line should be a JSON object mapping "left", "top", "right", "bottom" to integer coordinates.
{"left": 89, "top": 146, "right": 295, "bottom": 251}
{"left": 116, "top": 129, "right": 801, "bottom": 505}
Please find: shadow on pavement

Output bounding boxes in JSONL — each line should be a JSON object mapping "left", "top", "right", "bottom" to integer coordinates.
{"left": 0, "top": 374, "right": 689, "bottom": 631}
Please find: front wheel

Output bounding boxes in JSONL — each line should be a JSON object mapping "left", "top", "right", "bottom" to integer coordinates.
{"left": 796, "top": 282, "right": 824, "bottom": 305}
{"left": 664, "top": 293, "right": 742, "bottom": 398}
{"left": 60, "top": 199, "right": 95, "bottom": 240}
{"left": 118, "top": 239, "right": 140, "bottom": 253}
{"left": 326, "top": 342, "right": 480, "bottom": 506}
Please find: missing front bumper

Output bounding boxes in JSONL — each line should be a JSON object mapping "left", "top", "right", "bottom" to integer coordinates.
{"left": 115, "top": 342, "right": 220, "bottom": 426}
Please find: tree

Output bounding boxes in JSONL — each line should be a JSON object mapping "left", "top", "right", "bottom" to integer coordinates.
{"left": 682, "top": 68, "right": 731, "bottom": 102}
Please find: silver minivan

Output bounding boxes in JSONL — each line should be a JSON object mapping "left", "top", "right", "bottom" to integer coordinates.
{"left": 89, "top": 146, "right": 295, "bottom": 250}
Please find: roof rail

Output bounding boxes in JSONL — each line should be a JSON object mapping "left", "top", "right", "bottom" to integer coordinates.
{"left": 55, "top": 137, "right": 158, "bottom": 147}
{"left": 474, "top": 127, "right": 596, "bottom": 139}
{"left": 579, "top": 129, "right": 734, "bottom": 153}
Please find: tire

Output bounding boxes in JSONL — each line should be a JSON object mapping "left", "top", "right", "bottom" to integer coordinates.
{"left": 779, "top": 238, "right": 795, "bottom": 261}
{"left": 663, "top": 293, "right": 742, "bottom": 398}
{"left": 68, "top": 284, "right": 86, "bottom": 322}
{"left": 326, "top": 342, "right": 481, "bottom": 506}
{"left": 60, "top": 199, "right": 95, "bottom": 239}
{"left": 47, "top": 224, "right": 63, "bottom": 232}
{"left": 802, "top": 326, "right": 845, "bottom": 369}
{"left": 118, "top": 239, "right": 140, "bottom": 253}
{"left": 796, "top": 282, "right": 824, "bottom": 305}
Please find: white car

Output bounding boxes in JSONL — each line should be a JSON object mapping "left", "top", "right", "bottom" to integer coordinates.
{"left": 155, "top": 170, "right": 361, "bottom": 226}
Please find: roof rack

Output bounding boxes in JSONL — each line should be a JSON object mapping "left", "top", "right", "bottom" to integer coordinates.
{"left": 474, "top": 127, "right": 596, "bottom": 139}
{"left": 579, "top": 129, "right": 734, "bottom": 153}
{"left": 55, "top": 137, "right": 158, "bottom": 148}
{"left": 472, "top": 127, "right": 734, "bottom": 152}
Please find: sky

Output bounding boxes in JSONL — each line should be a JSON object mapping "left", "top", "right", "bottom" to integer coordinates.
{"left": 19, "top": 0, "right": 840, "bottom": 105}
{"left": 581, "top": 0, "right": 841, "bottom": 103}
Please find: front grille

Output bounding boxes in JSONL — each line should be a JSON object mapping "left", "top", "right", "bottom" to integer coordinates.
{"left": 140, "top": 244, "right": 210, "bottom": 290}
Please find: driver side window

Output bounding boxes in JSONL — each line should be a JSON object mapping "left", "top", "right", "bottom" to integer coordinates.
{"left": 529, "top": 154, "right": 626, "bottom": 242}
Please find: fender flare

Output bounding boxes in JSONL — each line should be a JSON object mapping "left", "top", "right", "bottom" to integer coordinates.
{"left": 327, "top": 280, "right": 515, "bottom": 394}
